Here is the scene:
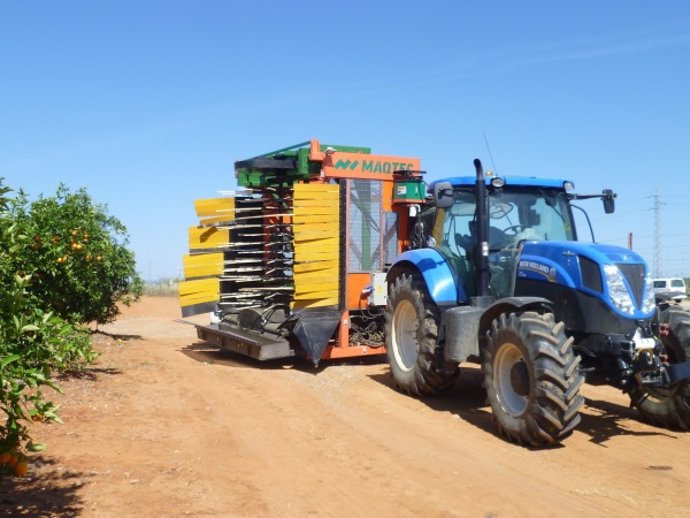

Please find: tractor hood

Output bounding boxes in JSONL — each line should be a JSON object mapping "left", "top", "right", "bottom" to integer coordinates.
{"left": 517, "top": 241, "right": 655, "bottom": 319}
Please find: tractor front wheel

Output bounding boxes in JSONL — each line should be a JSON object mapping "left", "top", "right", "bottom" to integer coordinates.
{"left": 483, "top": 311, "right": 584, "bottom": 446}
{"left": 384, "top": 272, "right": 459, "bottom": 396}
{"left": 631, "top": 306, "right": 690, "bottom": 429}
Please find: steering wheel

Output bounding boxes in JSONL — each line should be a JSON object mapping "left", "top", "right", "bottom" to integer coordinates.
{"left": 502, "top": 224, "right": 527, "bottom": 237}
{"left": 490, "top": 201, "right": 512, "bottom": 218}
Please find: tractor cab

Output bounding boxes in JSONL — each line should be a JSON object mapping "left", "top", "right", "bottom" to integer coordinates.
{"left": 427, "top": 175, "right": 577, "bottom": 299}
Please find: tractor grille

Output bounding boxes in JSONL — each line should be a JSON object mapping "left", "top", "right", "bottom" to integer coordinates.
{"left": 617, "top": 263, "right": 645, "bottom": 307}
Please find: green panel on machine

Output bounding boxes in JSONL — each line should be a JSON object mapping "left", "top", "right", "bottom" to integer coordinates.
{"left": 235, "top": 141, "right": 371, "bottom": 188}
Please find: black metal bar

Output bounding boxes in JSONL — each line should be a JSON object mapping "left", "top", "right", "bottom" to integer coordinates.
{"left": 474, "top": 159, "right": 491, "bottom": 297}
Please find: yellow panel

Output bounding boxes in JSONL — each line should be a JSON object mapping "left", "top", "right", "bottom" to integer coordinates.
{"left": 198, "top": 214, "right": 235, "bottom": 227}
{"left": 294, "top": 293, "right": 338, "bottom": 301}
{"left": 292, "top": 215, "right": 339, "bottom": 225}
{"left": 293, "top": 223, "right": 339, "bottom": 233}
{"left": 294, "top": 235, "right": 338, "bottom": 244}
{"left": 293, "top": 260, "right": 339, "bottom": 273}
{"left": 195, "top": 198, "right": 235, "bottom": 218}
{"left": 293, "top": 196, "right": 339, "bottom": 204}
{"left": 292, "top": 183, "right": 340, "bottom": 308}
{"left": 293, "top": 183, "right": 339, "bottom": 193}
{"left": 188, "top": 226, "right": 229, "bottom": 250}
{"left": 294, "top": 283, "right": 339, "bottom": 296}
{"left": 296, "top": 250, "right": 338, "bottom": 262}
{"left": 178, "top": 278, "right": 219, "bottom": 307}
{"left": 293, "top": 207, "right": 339, "bottom": 217}
{"left": 292, "top": 228, "right": 340, "bottom": 237}
{"left": 295, "top": 239, "right": 340, "bottom": 250}
{"left": 178, "top": 277, "right": 218, "bottom": 296}
{"left": 292, "top": 297, "right": 339, "bottom": 309}
{"left": 183, "top": 253, "right": 223, "bottom": 279}
{"left": 295, "top": 239, "right": 339, "bottom": 251}
{"left": 293, "top": 274, "right": 338, "bottom": 286}
{"left": 292, "top": 200, "right": 340, "bottom": 207}
{"left": 293, "top": 196, "right": 338, "bottom": 204}
{"left": 180, "top": 292, "right": 218, "bottom": 306}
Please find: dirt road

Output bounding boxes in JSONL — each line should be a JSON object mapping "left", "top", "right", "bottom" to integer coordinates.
{"left": 2, "top": 297, "right": 690, "bottom": 517}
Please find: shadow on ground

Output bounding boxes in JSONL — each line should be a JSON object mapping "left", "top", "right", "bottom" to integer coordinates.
{"left": 369, "top": 365, "right": 676, "bottom": 448}
{"left": 368, "top": 366, "right": 503, "bottom": 441}
{"left": 56, "top": 366, "right": 122, "bottom": 382}
{"left": 0, "top": 457, "right": 87, "bottom": 517}
{"left": 180, "top": 340, "right": 387, "bottom": 374}
{"left": 578, "top": 397, "right": 675, "bottom": 446}
{"left": 91, "top": 330, "right": 143, "bottom": 341}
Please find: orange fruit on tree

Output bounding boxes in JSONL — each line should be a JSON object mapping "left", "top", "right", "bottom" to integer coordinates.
{"left": 14, "top": 462, "right": 28, "bottom": 477}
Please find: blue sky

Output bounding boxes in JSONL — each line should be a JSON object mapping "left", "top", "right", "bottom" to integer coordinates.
{"left": 2, "top": 1, "right": 689, "bottom": 279}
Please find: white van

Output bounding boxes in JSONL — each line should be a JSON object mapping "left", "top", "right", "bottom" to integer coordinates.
{"left": 652, "top": 278, "right": 687, "bottom": 303}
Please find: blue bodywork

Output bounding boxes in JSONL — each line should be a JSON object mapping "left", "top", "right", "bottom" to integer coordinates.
{"left": 390, "top": 249, "right": 468, "bottom": 305}
{"left": 517, "top": 241, "right": 654, "bottom": 319}
{"left": 390, "top": 240, "right": 654, "bottom": 319}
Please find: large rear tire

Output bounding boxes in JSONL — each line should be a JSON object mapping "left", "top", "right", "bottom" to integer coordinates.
{"left": 631, "top": 306, "right": 690, "bottom": 429}
{"left": 384, "top": 272, "right": 459, "bottom": 396}
{"left": 483, "top": 311, "right": 584, "bottom": 446}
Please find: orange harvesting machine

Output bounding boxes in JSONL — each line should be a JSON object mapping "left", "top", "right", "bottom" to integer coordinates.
{"left": 179, "top": 139, "right": 425, "bottom": 364}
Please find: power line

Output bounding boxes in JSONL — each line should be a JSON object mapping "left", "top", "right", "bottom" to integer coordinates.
{"left": 649, "top": 190, "right": 667, "bottom": 277}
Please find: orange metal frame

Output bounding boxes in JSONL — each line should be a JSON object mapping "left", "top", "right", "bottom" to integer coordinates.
{"left": 306, "top": 139, "right": 422, "bottom": 360}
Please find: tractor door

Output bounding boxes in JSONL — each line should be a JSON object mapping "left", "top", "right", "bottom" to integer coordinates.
{"left": 429, "top": 190, "right": 478, "bottom": 297}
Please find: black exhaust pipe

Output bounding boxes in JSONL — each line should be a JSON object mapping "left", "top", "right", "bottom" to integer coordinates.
{"left": 474, "top": 159, "right": 491, "bottom": 298}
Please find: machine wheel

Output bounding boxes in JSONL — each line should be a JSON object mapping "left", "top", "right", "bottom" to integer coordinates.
{"left": 384, "top": 272, "right": 459, "bottom": 396}
{"left": 483, "top": 311, "right": 584, "bottom": 446}
{"left": 631, "top": 306, "right": 690, "bottom": 429}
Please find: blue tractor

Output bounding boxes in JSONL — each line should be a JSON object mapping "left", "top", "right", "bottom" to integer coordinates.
{"left": 385, "top": 159, "right": 690, "bottom": 446}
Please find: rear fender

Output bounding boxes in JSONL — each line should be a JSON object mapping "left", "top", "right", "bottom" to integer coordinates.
{"left": 387, "top": 249, "right": 467, "bottom": 305}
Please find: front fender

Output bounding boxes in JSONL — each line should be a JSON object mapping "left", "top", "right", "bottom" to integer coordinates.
{"left": 388, "top": 249, "right": 467, "bottom": 305}
{"left": 478, "top": 296, "right": 553, "bottom": 344}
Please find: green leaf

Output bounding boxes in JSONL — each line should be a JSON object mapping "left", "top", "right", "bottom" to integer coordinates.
{"left": 20, "top": 324, "right": 39, "bottom": 333}
{"left": 26, "top": 441, "right": 47, "bottom": 452}
{"left": 0, "top": 354, "right": 20, "bottom": 367}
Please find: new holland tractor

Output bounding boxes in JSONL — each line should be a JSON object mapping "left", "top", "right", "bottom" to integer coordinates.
{"left": 385, "top": 159, "right": 690, "bottom": 446}
{"left": 180, "top": 140, "right": 690, "bottom": 447}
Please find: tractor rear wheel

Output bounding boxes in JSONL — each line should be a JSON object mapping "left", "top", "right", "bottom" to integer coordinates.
{"left": 384, "top": 272, "right": 459, "bottom": 396}
{"left": 631, "top": 306, "right": 690, "bottom": 429}
{"left": 483, "top": 311, "right": 584, "bottom": 446}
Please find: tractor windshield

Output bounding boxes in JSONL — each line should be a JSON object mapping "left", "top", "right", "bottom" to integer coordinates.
{"left": 486, "top": 188, "right": 575, "bottom": 250}
{"left": 431, "top": 186, "right": 575, "bottom": 297}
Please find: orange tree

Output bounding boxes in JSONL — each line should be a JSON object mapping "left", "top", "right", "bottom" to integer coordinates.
{"left": 10, "top": 184, "right": 143, "bottom": 325}
{"left": 1, "top": 180, "right": 93, "bottom": 477}
{"left": 1, "top": 180, "right": 141, "bottom": 478}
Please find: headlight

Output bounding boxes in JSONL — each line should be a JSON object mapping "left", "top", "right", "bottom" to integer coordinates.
{"left": 604, "top": 264, "right": 635, "bottom": 315}
{"left": 641, "top": 274, "right": 656, "bottom": 314}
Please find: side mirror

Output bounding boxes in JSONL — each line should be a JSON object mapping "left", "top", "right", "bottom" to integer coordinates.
{"left": 602, "top": 189, "right": 616, "bottom": 214}
{"left": 433, "top": 181, "right": 454, "bottom": 209}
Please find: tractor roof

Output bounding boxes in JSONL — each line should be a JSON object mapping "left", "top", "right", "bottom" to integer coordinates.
{"left": 430, "top": 175, "right": 570, "bottom": 190}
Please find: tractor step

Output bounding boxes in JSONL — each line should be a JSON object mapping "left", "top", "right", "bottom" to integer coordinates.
{"left": 195, "top": 324, "right": 294, "bottom": 361}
